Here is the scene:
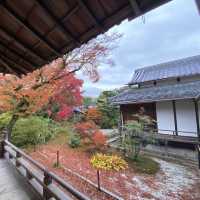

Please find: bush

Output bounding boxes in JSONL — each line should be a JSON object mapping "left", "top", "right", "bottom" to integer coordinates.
{"left": 92, "top": 130, "right": 106, "bottom": 148}
{"left": 0, "top": 112, "right": 11, "bottom": 130}
{"left": 127, "top": 156, "right": 160, "bottom": 174}
{"left": 11, "top": 116, "right": 57, "bottom": 147}
{"left": 97, "top": 90, "right": 119, "bottom": 129}
{"left": 68, "top": 134, "right": 81, "bottom": 148}
{"left": 74, "top": 121, "right": 97, "bottom": 139}
{"left": 74, "top": 121, "right": 107, "bottom": 151}
{"left": 86, "top": 108, "right": 102, "bottom": 125}
{"left": 90, "top": 153, "right": 128, "bottom": 171}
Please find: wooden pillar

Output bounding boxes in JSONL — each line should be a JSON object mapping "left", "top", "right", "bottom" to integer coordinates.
{"left": 194, "top": 99, "right": 200, "bottom": 168}
{"left": 119, "top": 107, "right": 124, "bottom": 144}
{"left": 0, "top": 140, "right": 4, "bottom": 158}
{"left": 43, "top": 171, "right": 52, "bottom": 199}
{"left": 0, "top": 129, "right": 7, "bottom": 158}
{"left": 194, "top": 99, "right": 200, "bottom": 139}
{"left": 172, "top": 100, "right": 178, "bottom": 136}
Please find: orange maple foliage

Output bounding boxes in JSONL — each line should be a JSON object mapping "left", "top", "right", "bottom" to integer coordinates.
{"left": 0, "top": 33, "right": 120, "bottom": 114}
{"left": 74, "top": 121, "right": 97, "bottom": 138}
{"left": 0, "top": 32, "right": 120, "bottom": 138}
{"left": 92, "top": 130, "right": 106, "bottom": 147}
{"left": 86, "top": 107, "right": 102, "bottom": 125}
{"left": 74, "top": 121, "right": 107, "bottom": 149}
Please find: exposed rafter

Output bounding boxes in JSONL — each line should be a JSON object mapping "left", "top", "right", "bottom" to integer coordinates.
{"left": 0, "top": 57, "right": 18, "bottom": 75}
{"left": 0, "top": 54, "right": 28, "bottom": 74}
{"left": 0, "top": 28, "right": 46, "bottom": 64}
{"left": 0, "top": 0, "right": 170, "bottom": 75}
{"left": 77, "top": 0, "right": 104, "bottom": 31}
{"left": 0, "top": 41, "right": 36, "bottom": 70}
{"left": 128, "top": 0, "right": 141, "bottom": 16}
{"left": 35, "top": 0, "right": 80, "bottom": 45}
{"left": 0, "top": 46, "right": 32, "bottom": 71}
{"left": 0, "top": 2, "right": 61, "bottom": 57}
{"left": 62, "top": 5, "right": 80, "bottom": 23}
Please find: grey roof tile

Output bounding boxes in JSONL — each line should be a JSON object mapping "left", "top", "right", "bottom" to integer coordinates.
{"left": 110, "top": 81, "right": 200, "bottom": 105}
{"left": 130, "top": 55, "right": 200, "bottom": 84}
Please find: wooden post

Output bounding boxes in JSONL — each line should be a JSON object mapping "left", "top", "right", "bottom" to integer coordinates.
{"left": 194, "top": 99, "right": 200, "bottom": 169}
{"left": 2, "top": 128, "right": 8, "bottom": 141}
{"left": 26, "top": 169, "right": 32, "bottom": 180}
{"left": 0, "top": 140, "right": 4, "bottom": 158}
{"left": 57, "top": 150, "right": 60, "bottom": 167}
{"left": 43, "top": 171, "right": 52, "bottom": 199}
{"left": 119, "top": 109, "right": 123, "bottom": 143}
{"left": 97, "top": 170, "right": 101, "bottom": 191}
{"left": 16, "top": 151, "right": 21, "bottom": 167}
{"left": 164, "top": 139, "right": 168, "bottom": 157}
{"left": 172, "top": 100, "right": 178, "bottom": 136}
{"left": 194, "top": 99, "right": 200, "bottom": 139}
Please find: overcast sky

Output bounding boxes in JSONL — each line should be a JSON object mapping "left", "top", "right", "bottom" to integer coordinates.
{"left": 77, "top": 0, "right": 200, "bottom": 97}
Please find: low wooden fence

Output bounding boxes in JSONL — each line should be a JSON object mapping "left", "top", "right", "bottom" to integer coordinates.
{"left": 3, "top": 140, "right": 91, "bottom": 200}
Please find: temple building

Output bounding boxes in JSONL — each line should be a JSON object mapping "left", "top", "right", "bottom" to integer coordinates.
{"left": 110, "top": 55, "right": 200, "bottom": 155}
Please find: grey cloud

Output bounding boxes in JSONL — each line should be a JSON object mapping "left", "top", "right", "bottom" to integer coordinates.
{"left": 78, "top": 0, "right": 200, "bottom": 97}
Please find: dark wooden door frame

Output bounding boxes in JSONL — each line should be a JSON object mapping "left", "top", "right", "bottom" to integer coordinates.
{"left": 172, "top": 100, "right": 178, "bottom": 136}
{"left": 193, "top": 98, "right": 200, "bottom": 169}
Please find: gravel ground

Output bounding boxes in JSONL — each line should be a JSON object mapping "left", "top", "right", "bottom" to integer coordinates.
{"left": 29, "top": 144, "right": 200, "bottom": 200}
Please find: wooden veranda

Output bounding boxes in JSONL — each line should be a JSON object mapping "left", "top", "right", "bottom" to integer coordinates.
{"left": 1, "top": 0, "right": 198, "bottom": 199}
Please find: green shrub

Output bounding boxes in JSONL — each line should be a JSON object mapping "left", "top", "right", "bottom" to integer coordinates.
{"left": 0, "top": 112, "right": 12, "bottom": 130}
{"left": 68, "top": 134, "right": 81, "bottom": 148}
{"left": 127, "top": 156, "right": 160, "bottom": 174}
{"left": 11, "top": 116, "right": 57, "bottom": 147}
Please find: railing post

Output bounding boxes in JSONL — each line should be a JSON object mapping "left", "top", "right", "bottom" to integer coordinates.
{"left": 0, "top": 139, "right": 4, "bottom": 158}
{"left": 26, "top": 169, "right": 32, "bottom": 180}
{"left": 16, "top": 152, "right": 21, "bottom": 167}
{"left": 43, "top": 171, "right": 52, "bottom": 199}
{"left": 0, "top": 129, "right": 8, "bottom": 158}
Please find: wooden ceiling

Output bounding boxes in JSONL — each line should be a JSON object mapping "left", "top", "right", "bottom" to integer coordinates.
{"left": 0, "top": 0, "right": 171, "bottom": 75}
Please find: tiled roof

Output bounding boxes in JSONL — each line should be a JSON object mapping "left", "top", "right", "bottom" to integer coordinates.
{"left": 110, "top": 81, "right": 200, "bottom": 105}
{"left": 130, "top": 55, "right": 200, "bottom": 84}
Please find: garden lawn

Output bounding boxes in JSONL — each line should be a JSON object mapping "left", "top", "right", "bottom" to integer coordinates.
{"left": 28, "top": 137, "right": 200, "bottom": 200}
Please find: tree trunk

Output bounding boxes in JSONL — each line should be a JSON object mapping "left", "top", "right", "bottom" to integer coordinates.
{"left": 6, "top": 114, "right": 18, "bottom": 141}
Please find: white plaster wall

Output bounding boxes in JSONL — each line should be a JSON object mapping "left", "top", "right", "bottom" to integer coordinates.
{"left": 156, "top": 101, "right": 175, "bottom": 135}
{"left": 176, "top": 99, "right": 197, "bottom": 137}
{"left": 156, "top": 100, "right": 198, "bottom": 137}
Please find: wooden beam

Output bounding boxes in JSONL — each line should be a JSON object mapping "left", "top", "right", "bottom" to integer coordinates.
{"left": 172, "top": 100, "right": 178, "bottom": 136}
{"left": 0, "top": 58, "right": 18, "bottom": 75}
{"left": 0, "top": 28, "right": 46, "bottom": 64}
{"left": 0, "top": 54, "right": 28, "bottom": 74}
{"left": 62, "top": 5, "right": 80, "bottom": 23}
{"left": 0, "top": 41, "right": 36, "bottom": 70}
{"left": 196, "top": 0, "right": 200, "bottom": 14}
{"left": 77, "top": 0, "right": 104, "bottom": 31}
{"left": 0, "top": 47, "right": 34, "bottom": 72}
{"left": 0, "top": 3, "right": 61, "bottom": 57}
{"left": 78, "top": 4, "right": 132, "bottom": 43}
{"left": 128, "top": 0, "right": 141, "bottom": 16}
{"left": 35, "top": 0, "right": 80, "bottom": 45}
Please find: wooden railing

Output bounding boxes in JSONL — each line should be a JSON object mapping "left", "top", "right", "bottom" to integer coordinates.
{"left": 3, "top": 140, "right": 91, "bottom": 200}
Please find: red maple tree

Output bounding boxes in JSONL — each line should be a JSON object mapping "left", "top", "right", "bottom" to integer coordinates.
{"left": 0, "top": 33, "right": 120, "bottom": 139}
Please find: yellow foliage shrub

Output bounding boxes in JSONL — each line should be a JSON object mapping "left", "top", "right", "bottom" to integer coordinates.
{"left": 90, "top": 153, "right": 128, "bottom": 171}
